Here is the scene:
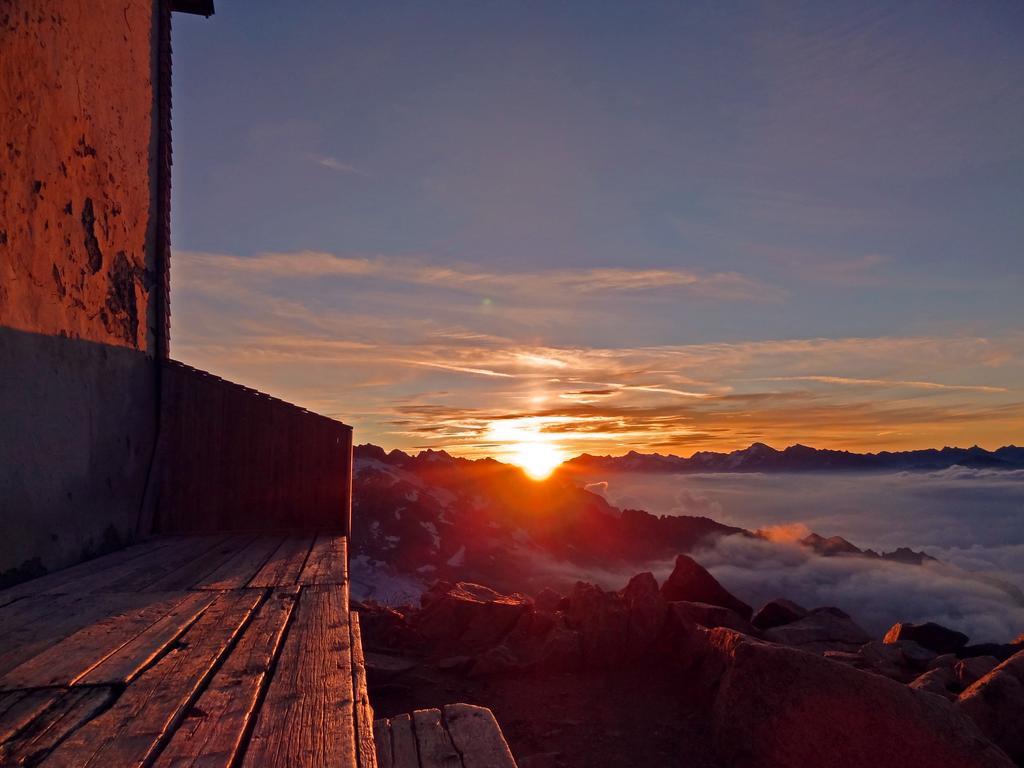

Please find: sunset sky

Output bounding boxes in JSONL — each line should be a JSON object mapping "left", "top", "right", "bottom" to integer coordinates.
{"left": 169, "top": 1, "right": 1024, "bottom": 462}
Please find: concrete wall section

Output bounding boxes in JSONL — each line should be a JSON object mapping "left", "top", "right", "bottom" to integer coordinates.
{"left": 0, "top": 1, "right": 160, "bottom": 351}
{"left": 0, "top": 327, "right": 157, "bottom": 584}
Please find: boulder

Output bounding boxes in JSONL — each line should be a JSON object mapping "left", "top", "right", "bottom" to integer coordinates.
{"left": 659, "top": 554, "right": 753, "bottom": 620}
{"left": 955, "top": 656, "right": 1000, "bottom": 688}
{"left": 884, "top": 622, "right": 968, "bottom": 655}
{"left": 928, "top": 653, "right": 959, "bottom": 670}
{"left": 414, "top": 581, "right": 531, "bottom": 654}
{"left": 957, "top": 649, "right": 1024, "bottom": 763}
{"left": 698, "top": 628, "right": 1014, "bottom": 768}
{"left": 898, "top": 639, "right": 938, "bottom": 670}
{"left": 751, "top": 598, "right": 808, "bottom": 630}
{"left": 533, "top": 587, "right": 564, "bottom": 613}
{"left": 486, "top": 610, "right": 582, "bottom": 674}
{"left": 909, "top": 667, "right": 958, "bottom": 701}
{"left": 763, "top": 607, "right": 871, "bottom": 654}
{"left": 564, "top": 581, "right": 632, "bottom": 666}
{"left": 670, "top": 601, "right": 755, "bottom": 635}
{"left": 620, "top": 572, "right": 669, "bottom": 648}
{"left": 959, "top": 642, "right": 1023, "bottom": 662}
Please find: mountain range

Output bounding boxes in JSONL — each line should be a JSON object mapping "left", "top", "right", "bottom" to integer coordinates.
{"left": 563, "top": 442, "right": 1024, "bottom": 474}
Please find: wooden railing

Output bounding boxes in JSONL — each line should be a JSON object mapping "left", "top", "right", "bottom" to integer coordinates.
{"left": 143, "top": 360, "right": 352, "bottom": 535}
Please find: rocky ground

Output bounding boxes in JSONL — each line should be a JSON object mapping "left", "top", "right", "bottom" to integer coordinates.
{"left": 356, "top": 554, "right": 1024, "bottom": 768}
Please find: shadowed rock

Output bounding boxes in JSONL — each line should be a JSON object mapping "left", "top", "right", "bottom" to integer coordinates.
{"left": 415, "top": 581, "right": 532, "bottom": 653}
{"left": 659, "top": 554, "right": 753, "bottom": 620}
{"left": 670, "top": 601, "right": 755, "bottom": 635}
{"left": 885, "top": 622, "right": 969, "bottom": 655}
{"left": 764, "top": 607, "right": 871, "bottom": 654}
{"left": 751, "top": 597, "right": 808, "bottom": 630}
{"left": 695, "top": 628, "right": 1015, "bottom": 768}
{"left": 957, "top": 649, "right": 1024, "bottom": 764}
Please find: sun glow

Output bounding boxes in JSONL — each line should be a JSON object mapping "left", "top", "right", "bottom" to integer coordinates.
{"left": 510, "top": 441, "right": 567, "bottom": 480}
{"left": 487, "top": 417, "right": 569, "bottom": 480}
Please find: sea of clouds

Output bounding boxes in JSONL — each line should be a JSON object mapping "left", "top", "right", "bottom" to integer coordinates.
{"left": 582, "top": 467, "right": 1024, "bottom": 642}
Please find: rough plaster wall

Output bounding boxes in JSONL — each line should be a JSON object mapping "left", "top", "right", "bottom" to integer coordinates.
{"left": 0, "top": 328, "right": 157, "bottom": 582}
{"left": 0, "top": 1, "right": 159, "bottom": 350}
{"left": 0, "top": 1, "right": 161, "bottom": 582}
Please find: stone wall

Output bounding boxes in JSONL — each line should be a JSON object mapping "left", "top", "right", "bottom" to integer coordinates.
{"left": 0, "top": 1, "right": 162, "bottom": 583}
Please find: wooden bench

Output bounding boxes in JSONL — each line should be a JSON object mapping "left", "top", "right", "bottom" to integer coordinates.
{"left": 0, "top": 533, "right": 376, "bottom": 767}
{"left": 374, "top": 704, "right": 518, "bottom": 768}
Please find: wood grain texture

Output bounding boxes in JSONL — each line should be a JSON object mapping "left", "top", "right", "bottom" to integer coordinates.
{"left": 247, "top": 537, "right": 314, "bottom": 588}
{"left": 444, "top": 704, "right": 518, "bottom": 768}
{"left": 152, "top": 588, "right": 298, "bottom": 768}
{"left": 40, "top": 590, "right": 262, "bottom": 768}
{"left": 373, "top": 719, "right": 394, "bottom": 768}
{"left": 389, "top": 714, "right": 419, "bottom": 768}
{"left": 299, "top": 535, "right": 347, "bottom": 586}
{"left": 46, "top": 536, "right": 227, "bottom": 595}
{"left": 193, "top": 537, "right": 281, "bottom": 590}
{"left": 0, "top": 687, "right": 115, "bottom": 766}
{"left": 0, "top": 591, "right": 195, "bottom": 690}
{"left": 0, "top": 592, "right": 150, "bottom": 678}
{"left": 0, "top": 689, "right": 63, "bottom": 744}
{"left": 412, "top": 709, "right": 461, "bottom": 768}
{"left": 0, "top": 539, "right": 171, "bottom": 606}
{"left": 350, "top": 612, "right": 377, "bottom": 768}
{"left": 143, "top": 536, "right": 255, "bottom": 592}
{"left": 77, "top": 591, "right": 219, "bottom": 685}
{"left": 242, "top": 585, "right": 356, "bottom": 768}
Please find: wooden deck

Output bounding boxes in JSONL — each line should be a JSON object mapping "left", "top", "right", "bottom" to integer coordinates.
{"left": 373, "top": 705, "right": 517, "bottom": 768}
{"left": 0, "top": 534, "right": 375, "bottom": 767}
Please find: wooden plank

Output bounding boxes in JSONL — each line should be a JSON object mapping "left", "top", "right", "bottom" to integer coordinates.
{"left": 143, "top": 535, "right": 255, "bottom": 592}
{"left": 97, "top": 536, "right": 231, "bottom": 593}
{"left": 40, "top": 590, "right": 263, "bottom": 768}
{"left": 193, "top": 536, "right": 282, "bottom": 590}
{"left": 246, "top": 536, "right": 314, "bottom": 588}
{"left": 0, "top": 591, "right": 196, "bottom": 690}
{"left": 152, "top": 588, "right": 298, "bottom": 768}
{"left": 44, "top": 536, "right": 226, "bottom": 595}
{"left": 242, "top": 584, "right": 356, "bottom": 767}
{"left": 373, "top": 719, "right": 394, "bottom": 768}
{"left": 350, "top": 612, "right": 377, "bottom": 768}
{"left": 412, "top": 708, "right": 462, "bottom": 768}
{"left": 0, "top": 689, "right": 63, "bottom": 744}
{"left": 77, "top": 591, "right": 220, "bottom": 685}
{"left": 0, "top": 687, "right": 115, "bottom": 766}
{"left": 0, "top": 592, "right": 151, "bottom": 678}
{"left": 390, "top": 714, "right": 419, "bottom": 768}
{"left": 0, "top": 539, "right": 172, "bottom": 606}
{"left": 443, "top": 704, "right": 517, "bottom": 768}
{"left": 299, "top": 534, "right": 347, "bottom": 586}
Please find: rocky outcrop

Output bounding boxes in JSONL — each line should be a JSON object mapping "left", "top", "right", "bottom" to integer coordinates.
{"left": 751, "top": 598, "right": 808, "bottom": 630}
{"left": 957, "top": 649, "right": 1024, "bottom": 764}
{"left": 909, "top": 667, "right": 959, "bottom": 700}
{"left": 670, "top": 601, "right": 755, "bottom": 634}
{"left": 698, "top": 629, "right": 1015, "bottom": 768}
{"left": 659, "top": 554, "right": 753, "bottom": 620}
{"left": 885, "top": 622, "right": 969, "bottom": 655}
{"left": 415, "top": 581, "right": 532, "bottom": 654}
{"left": 763, "top": 606, "right": 871, "bottom": 653}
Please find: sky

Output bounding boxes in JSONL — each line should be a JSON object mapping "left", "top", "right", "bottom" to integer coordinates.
{"left": 170, "top": 0, "right": 1024, "bottom": 462}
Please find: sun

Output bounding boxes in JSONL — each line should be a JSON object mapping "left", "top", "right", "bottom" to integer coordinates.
{"left": 510, "top": 441, "right": 566, "bottom": 480}
{"left": 486, "top": 417, "right": 569, "bottom": 480}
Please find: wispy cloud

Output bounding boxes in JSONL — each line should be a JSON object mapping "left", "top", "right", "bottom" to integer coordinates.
{"left": 753, "top": 375, "right": 1009, "bottom": 394}
{"left": 170, "top": 248, "right": 1024, "bottom": 458}
{"left": 175, "top": 250, "right": 786, "bottom": 302}
{"left": 308, "top": 153, "right": 366, "bottom": 176}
